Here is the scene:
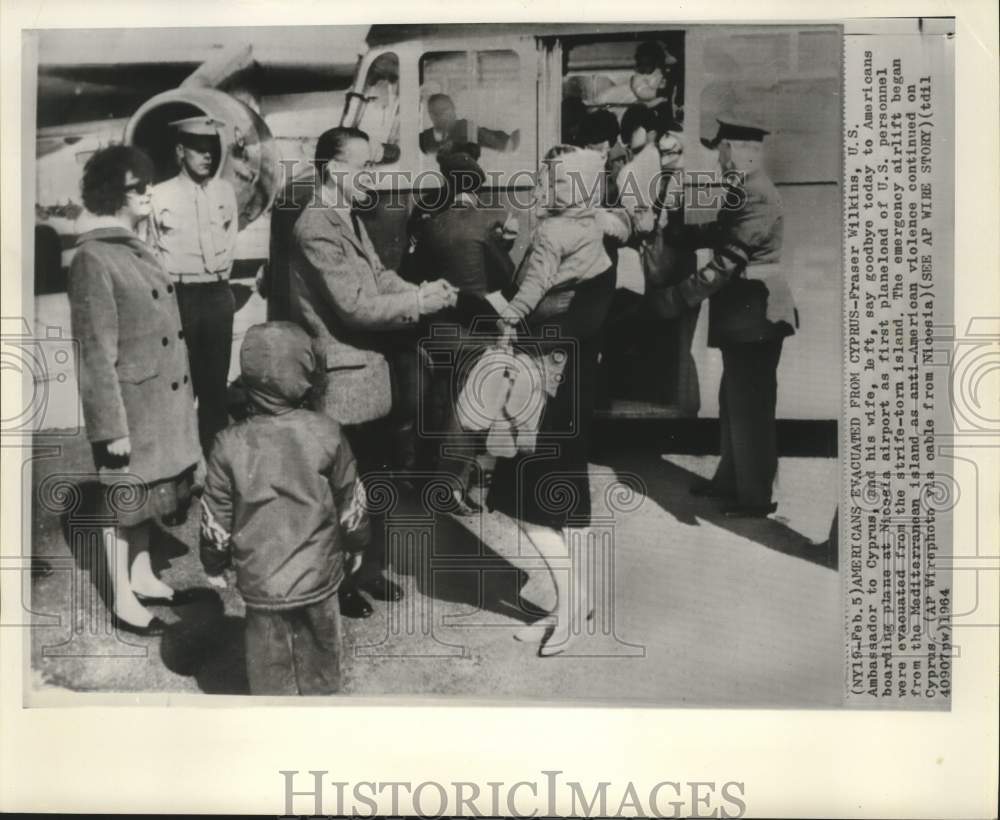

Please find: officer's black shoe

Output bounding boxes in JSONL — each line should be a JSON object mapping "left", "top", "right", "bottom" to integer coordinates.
{"left": 339, "top": 586, "right": 374, "bottom": 619}
{"left": 359, "top": 574, "right": 404, "bottom": 602}
{"left": 722, "top": 502, "right": 778, "bottom": 519}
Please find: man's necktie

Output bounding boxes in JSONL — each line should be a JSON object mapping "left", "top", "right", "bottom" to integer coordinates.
{"left": 349, "top": 211, "right": 364, "bottom": 243}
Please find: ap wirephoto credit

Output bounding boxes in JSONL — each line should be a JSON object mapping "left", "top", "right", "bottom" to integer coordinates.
{"left": 12, "top": 18, "right": 967, "bottom": 707}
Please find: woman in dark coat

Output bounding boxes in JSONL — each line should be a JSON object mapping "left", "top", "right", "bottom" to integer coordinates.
{"left": 68, "top": 145, "right": 202, "bottom": 636}
{"left": 407, "top": 146, "right": 516, "bottom": 512}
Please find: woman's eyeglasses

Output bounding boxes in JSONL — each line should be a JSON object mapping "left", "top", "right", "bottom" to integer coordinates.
{"left": 124, "top": 181, "right": 150, "bottom": 195}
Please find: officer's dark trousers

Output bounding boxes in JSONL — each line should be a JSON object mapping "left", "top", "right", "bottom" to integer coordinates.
{"left": 712, "top": 337, "right": 784, "bottom": 506}
{"left": 244, "top": 593, "right": 342, "bottom": 695}
{"left": 175, "top": 281, "right": 235, "bottom": 456}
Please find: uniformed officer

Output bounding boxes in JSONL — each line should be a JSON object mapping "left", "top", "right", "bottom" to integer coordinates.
{"left": 150, "top": 115, "right": 240, "bottom": 456}
{"left": 648, "top": 120, "right": 798, "bottom": 517}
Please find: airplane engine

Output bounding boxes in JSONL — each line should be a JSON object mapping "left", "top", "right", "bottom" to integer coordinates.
{"left": 124, "top": 87, "right": 279, "bottom": 229}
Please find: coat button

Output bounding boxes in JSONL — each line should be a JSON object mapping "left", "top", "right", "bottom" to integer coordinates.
{"left": 178, "top": 330, "right": 185, "bottom": 340}
{"left": 183, "top": 375, "right": 189, "bottom": 384}
{"left": 171, "top": 381, "right": 179, "bottom": 391}
{"left": 152, "top": 289, "right": 159, "bottom": 299}
{"left": 162, "top": 337, "right": 169, "bottom": 346}
{"left": 166, "top": 284, "right": 174, "bottom": 294}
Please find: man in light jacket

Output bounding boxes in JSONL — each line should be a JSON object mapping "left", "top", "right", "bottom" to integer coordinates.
{"left": 287, "top": 126, "right": 455, "bottom": 617}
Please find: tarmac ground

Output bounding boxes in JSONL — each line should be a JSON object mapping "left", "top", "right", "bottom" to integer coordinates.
{"left": 23, "top": 431, "right": 840, "bottom": 706}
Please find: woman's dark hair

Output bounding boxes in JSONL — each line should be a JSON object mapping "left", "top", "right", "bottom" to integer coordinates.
{"left": 620, "top": 105, "right": 660, "bottom": 146}
{"left": 80, "top": 144, "right": 154, "bottom": 216}
{"left": 314, "top": 126, "right": 369, "bottom": 176}
{"left": 635, "top": 41, "right": 667, "bottom": 70}
{"left": 620, "top": 104, "right": 679, "bottom": 146}
{"left": 579, "top": 109, "right": 620, "bottom": 147}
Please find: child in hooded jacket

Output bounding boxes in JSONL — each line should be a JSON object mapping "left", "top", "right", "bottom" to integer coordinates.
{"left": 200, "top": 321, "right": 370, "bottom": 695}
{"left": 501, "top": 145, "right": 629, "bottom": 325}
{"left": 490, "top": 146, "right": 628, "bottom": 451}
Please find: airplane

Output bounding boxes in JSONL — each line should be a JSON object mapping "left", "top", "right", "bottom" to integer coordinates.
{"left": 32, "top": 27, "right": 366, "bottom": 427}
{"left": 34, "top": 26, "right": 368, "bottom": 280}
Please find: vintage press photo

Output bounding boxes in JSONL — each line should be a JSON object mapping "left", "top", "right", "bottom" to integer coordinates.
{"left": 7, "top": 18, "right": 960, "bottom": 711}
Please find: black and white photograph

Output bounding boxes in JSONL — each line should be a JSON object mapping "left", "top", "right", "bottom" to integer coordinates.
{"left": 20, "top": 21, "right": 853, "bottom": 704}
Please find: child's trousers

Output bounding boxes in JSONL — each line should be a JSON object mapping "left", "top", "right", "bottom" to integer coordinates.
{"left": 244, "top": 593, "right": 342, "bottom": 695}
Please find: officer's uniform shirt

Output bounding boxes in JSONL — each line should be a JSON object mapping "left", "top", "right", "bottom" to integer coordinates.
{"left": 151, "top": 169, "right": 239, "bottom": 282}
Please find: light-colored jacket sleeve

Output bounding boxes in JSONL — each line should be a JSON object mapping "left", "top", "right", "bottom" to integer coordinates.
{"left": 67, "top": 247, "right": 128, "bottom": 443}
{"left": 597, "top": 208, "right": 630, "bottom": 245}
{"left": 327, "top": 425, "right": 370, "bottom": 554}
{"left": 506, "top": 223, "right": 562, "bottom": 320}
{"left": 199, "top": 437, "right": 233, "bottom": 576}
{"left": 375, "top": 265, "right": 416, "bottom": 295}
{"left": 295, "top": 220, "right": 419, "bottom": 329}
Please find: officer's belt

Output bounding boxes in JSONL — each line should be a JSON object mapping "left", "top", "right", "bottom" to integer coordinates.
{"left": 171, "top": 271, "right": 229, "bottom": 284}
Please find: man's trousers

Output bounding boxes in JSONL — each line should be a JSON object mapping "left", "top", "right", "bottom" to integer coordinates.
{"left": 711, "top": 337, "right": 784, "bottom": 507}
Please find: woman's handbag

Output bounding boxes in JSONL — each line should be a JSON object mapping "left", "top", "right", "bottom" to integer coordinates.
{"left": 455, "top": 327, "right": 549, "bottom": 455}
{"left": 455, "top": 327, "right": 516, "bottom": 432}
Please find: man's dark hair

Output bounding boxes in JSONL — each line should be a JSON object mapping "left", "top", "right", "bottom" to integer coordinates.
{"left": 80, "top": 144, "right": 155, "bottom": 216}
{"left": 635, "top": 41, "right": 667, "bottom": 70}
{"left": 579, "top": 109, "right": 620, "bottom": 147}
{"left": 437, "top": 145, "right": 486, "bottom": 196}
{"left": 314, "top": 126, "right": 369, "bottom": 177}
{"left": 427, "top": 93, "right": 454, "bottom": 109}
{"left": 561, "top": 96, "right": 588, "bottom": 145}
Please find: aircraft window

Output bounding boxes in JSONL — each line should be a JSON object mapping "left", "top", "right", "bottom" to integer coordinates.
{"left": 356, "top": 51, "right": 401, "bottom": 165}
{"left": 562, "top": 36, "right": 685, "bottom": 146}
{"left": 418, "top": 50, "right": 522, "bottom": 165}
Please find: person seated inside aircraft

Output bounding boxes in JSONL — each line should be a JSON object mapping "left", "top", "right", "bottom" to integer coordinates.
{"left": 419, "top": 93, "right": 519, "bottom": 156}
{"left": 595, "top": 41, "right": 679, "bottom": 123}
